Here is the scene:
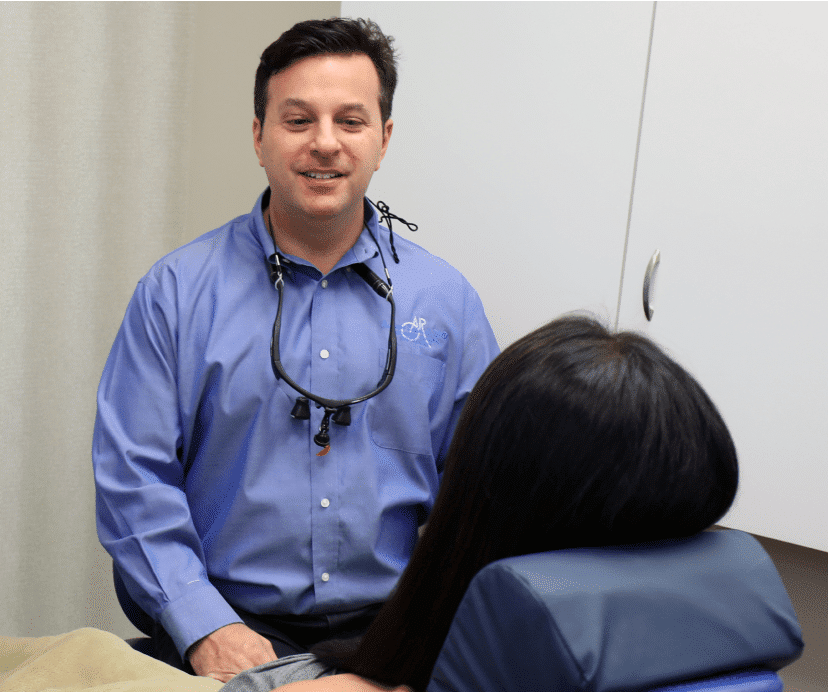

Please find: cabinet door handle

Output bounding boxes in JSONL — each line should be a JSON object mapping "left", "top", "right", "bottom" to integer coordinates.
{"left": 643, "top": 249, "right": 661, "bottom": 321}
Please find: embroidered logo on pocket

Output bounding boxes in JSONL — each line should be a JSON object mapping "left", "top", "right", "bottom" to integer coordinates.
{"left": 401, "top": 316, "right": 431, "bottom": 347}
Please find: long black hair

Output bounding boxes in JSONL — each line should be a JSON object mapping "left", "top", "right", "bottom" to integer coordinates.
{"left": 325, "top": 314, "right": 739, "bottom": 690}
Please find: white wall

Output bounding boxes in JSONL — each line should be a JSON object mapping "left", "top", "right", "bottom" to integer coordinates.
{"left": 343, "top": 1, "right": 655, "bottom": 347}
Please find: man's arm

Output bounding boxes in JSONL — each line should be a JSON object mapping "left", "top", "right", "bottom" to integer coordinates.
{"left": 93, "top": 279, "right": 244, "bottom": 664}
{"left": 434, "top": 279, "right": 500, "bottom": 467}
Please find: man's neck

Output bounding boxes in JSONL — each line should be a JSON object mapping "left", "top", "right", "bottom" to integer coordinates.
{"left": 266, "top": 205, "right": 364, "bottom": 276}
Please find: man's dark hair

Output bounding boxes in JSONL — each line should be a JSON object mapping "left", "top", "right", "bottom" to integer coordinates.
{"left": 254, "top": 17, "right": 398, "bottom": 126}
{"left": 324, "top": 314, "right": 739, "bottom": 690}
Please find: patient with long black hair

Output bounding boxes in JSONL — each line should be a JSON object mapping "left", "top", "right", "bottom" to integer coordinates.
{"left": 221, "top": 313, "right": 739, "bottom": 692}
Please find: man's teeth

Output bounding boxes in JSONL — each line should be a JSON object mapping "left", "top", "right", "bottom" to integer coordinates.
{"left": 303, "top": 172, "right": 342, "bottom": 179}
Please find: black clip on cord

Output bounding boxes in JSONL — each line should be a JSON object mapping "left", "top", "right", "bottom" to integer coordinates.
{"left": 367, "top": 199, "right": 418, "bottom": 264}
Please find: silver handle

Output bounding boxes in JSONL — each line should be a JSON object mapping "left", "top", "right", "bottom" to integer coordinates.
{"left": 643, "top": 249, "right": 661, "bottom": 321}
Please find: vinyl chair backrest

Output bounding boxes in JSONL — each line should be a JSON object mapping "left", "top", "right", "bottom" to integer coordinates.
{"left": 427, "top": 530, "right": 803, "bottom": 692}
{"left": 648, "top": 669, "right": 783, "bottom": 692}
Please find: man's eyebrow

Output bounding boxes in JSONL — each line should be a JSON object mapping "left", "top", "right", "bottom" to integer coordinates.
{"left": 279, "top": 98, "right": 312, "bottom": 111}
{"left": 338, "top": 103, "right": 371, "bottom": 114}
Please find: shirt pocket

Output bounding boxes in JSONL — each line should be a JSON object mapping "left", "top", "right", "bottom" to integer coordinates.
{"left": 369, "top": 347, "right": 446, "bottom": 455}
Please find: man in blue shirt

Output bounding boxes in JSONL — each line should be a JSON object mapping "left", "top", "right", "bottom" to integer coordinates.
{"left": 93, "top": 18, "right": 498, "bottom": 682}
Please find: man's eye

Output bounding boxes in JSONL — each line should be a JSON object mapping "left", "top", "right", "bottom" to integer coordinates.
{"left": 341, "top": 119, "right": 363, "bottom": 128}
{"left": 286, "top": 118, "right": 310, "bottom": 126}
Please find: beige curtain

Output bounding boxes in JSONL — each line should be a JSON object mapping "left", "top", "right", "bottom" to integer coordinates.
{"left": 0, "top": 1, "right": 338, "bottom": 639}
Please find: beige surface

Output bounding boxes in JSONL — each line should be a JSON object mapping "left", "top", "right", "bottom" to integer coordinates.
{"left": 0, "top": 628, "right": 223, "bottom": 692}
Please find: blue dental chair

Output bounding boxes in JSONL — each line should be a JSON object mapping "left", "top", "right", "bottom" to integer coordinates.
{"left": 115, "top": 529, "right": 802, "bottom": 690}
{"left": 426, "top": 529, "right": 802, "bottom": 692}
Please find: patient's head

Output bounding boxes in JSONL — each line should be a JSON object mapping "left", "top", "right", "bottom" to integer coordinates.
{"left": 438, "top": 313, "right": 738, "bottom": 556}
{"left": 343, "top": 315, "right": 739, "bottom": 690}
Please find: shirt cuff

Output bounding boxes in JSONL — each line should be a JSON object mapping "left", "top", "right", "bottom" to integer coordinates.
{"left": 158, "top": 582, "right": 243, "bottom": 658}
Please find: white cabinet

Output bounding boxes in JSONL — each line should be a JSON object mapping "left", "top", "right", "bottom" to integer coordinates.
{"left": 343, "top": 1, "right": 827, "bottom": 551}
{"left": 618, "top": 2, "right": 828, "bottom": 551}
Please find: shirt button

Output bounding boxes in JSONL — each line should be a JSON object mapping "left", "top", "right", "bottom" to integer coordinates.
{"left": 321, "top": 498, "right": 330, "bottom": 508}
{"left": 321, "top": 279, "right": 328, "bottom": 288}
{"left": 321, "top": 572, "right": 330, "bottom": 582}
{"left": 320, "top": 349, "right": 330, "bottom": 359}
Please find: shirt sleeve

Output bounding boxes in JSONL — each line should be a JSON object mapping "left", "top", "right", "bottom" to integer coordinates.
{"left": 435, "top": 279, "right": 500, "bottom": 471}
{"left": 92, "top": 278, "right": 241, "bottom": 657}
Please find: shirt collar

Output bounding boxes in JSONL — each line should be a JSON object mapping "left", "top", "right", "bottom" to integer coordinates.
{"left": 341, "top": 199, "right": 382, "bottom": 268}
{"left": 253, "top": 188, "right": 276, "bottom": 258}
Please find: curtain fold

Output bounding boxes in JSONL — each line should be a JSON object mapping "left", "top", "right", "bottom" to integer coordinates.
{"left": 0, "top": 1, "right": 195, "bottom": 637}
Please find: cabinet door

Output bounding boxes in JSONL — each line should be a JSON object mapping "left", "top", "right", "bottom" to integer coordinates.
{"left": 342, "top": 1, "right": 654, "bottom": 347}
{"left": 618, "top": 2, "right": 828, "bottom": 551}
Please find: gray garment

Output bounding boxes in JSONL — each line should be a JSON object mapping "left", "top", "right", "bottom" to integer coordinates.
{"left": 220, "top": 653, "right": 338, "bottom": 691}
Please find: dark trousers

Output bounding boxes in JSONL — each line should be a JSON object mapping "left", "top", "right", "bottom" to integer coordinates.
{"left": 150, "top": 603, "right": 382, "bottom": 673}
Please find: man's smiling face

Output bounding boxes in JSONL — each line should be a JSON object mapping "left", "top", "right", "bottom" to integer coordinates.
{"left": 253, "top": 52, "right": 393, "bottom": 231}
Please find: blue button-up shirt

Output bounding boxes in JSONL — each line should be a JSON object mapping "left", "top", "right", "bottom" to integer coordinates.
{"left": 93, "top": 191, "right": 499, "bottom": 656}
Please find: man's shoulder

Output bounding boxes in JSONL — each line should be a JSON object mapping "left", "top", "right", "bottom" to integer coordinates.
{"left": 140, "top": 211, "right": 261, "bottom": 289}
{"left": 379, "top": 226, "right": 470, "bottom": 286}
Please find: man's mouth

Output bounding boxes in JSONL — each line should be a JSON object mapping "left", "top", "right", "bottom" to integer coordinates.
{"left": 301, "top": 172, "right": 344, "bottom": 180}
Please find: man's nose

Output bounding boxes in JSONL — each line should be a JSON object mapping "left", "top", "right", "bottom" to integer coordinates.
{"left": 311, "top": 121, "right": 340, "bottom": 156}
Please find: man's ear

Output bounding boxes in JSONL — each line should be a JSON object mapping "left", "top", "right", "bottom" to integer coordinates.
{"left": 376, "top": 118, "right": 393, "bottom": 171}
{"left": 252, "top": 118, "right": 264, "bottom": 167}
